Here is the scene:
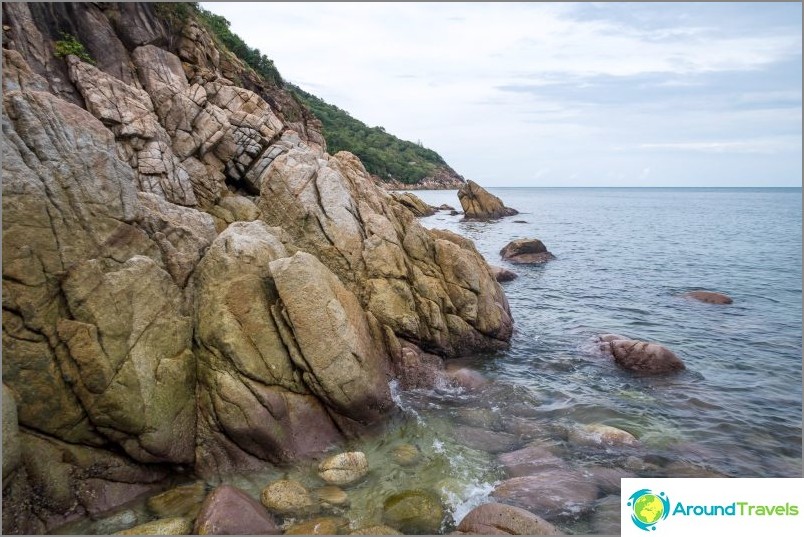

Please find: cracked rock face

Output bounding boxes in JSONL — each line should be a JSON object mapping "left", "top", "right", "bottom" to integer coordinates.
{"left": 2, "top": 3, "right": 515, "bottom": 531}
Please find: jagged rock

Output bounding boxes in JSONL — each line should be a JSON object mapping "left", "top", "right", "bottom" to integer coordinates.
{"left": 116, "top": 517, "right": 193, "bottom": 535}
{"left": 457, "top": 180, "right": 518, "bottom": 219}
{"left": 500, "top": 239, "right": 555, "bottom": 264}
{"left": 382, "top": 490, "right": 444, "bottom": 534}
{"left": 260, "top": 480, "right": 318, "bottom": 516}
{"left": 258, "top": 149, "right": 512, "bottom": 357}
{"left": 194, "top": 485, "right": 281, "bottom": 535}
{"left": 285, "top": 516, "right": 350, "bottom": 535}
{"left": 318, "top": 452, "right": 370, "bottom": 486}
{"left": 598, "top": 336, "right": 685, "bottom": 374}
{"left": 457, "top": 503, "right": 560, "bottom": 535}
{"left": 194, "top": 222, "right": 342, "bottom": 475}
{"left": 683, "top": 290, "right": 733, "bottom": 304}
{"left": 489, "top": 265, "right": 518, "bottom": 282}
{"left": 391, "top": 191, "right": 437, "bottom": 217}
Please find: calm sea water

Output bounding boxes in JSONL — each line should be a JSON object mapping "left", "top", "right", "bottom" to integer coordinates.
{"left": 414, "top": 187, "right": 802, "bottom": 479}
{"left": 54, "top": 187, "right": 802, "bottom": 535}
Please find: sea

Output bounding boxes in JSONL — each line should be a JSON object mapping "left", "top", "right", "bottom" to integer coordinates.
{"left": 54, "top": 187, "right": 802, "bottom": 535}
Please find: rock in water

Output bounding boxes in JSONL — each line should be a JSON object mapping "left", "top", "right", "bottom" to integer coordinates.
{"left": 260, "top": 480, "right": 318, "bottom": 516}
{"left": 382, "top": 490, "right": 444, "bottom": 534}
{"left": 683, "top": 290, "right": 733, "bottom": 304}
{"left": 315, "top": 485, "right": 350, "bottom": 509}
{"left": 350, "top": 524, "right": 403, "bottom": 535}
{"left": 115, "top": 517, "right": 193, "bottom": 535}
{"left": 568, "top": 424, "right": 640, "bottom": 448}
{"left": 457, "top": 503, "right": 560, "bottom": 535}
{"left": 599, "top": 337, "right": 686, "bottom": 374}
{"left": 391, "top": 444, "right": 422, "bottom": 466}
{"left": 284, "top": 516, "right": 350, "bottom": 535}
{"left": 318, "top": 452, "right": 369, "bottom": 486}
{"left": 489, "top": 264, "right": 519, "bottom": 282}
{"left": 146, "top": 482, "right": 207, "bottom": 518}
{"left": 194, "top": 485, "right": 281, "bottom": 535}
{"left": 391, "top": 192, "right": 437, "bottom": 217}
{"left": 457, "top": 180, "right": 518, "bottom": 219}
{"left": 492, "top": 470, "right": 599, "bottom": 521}
{"left": 500, "top": 239, "right": 556, "bottom": 264}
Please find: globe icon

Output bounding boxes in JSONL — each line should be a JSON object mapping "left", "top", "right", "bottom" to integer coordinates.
{"left": 633, "top": 493, "right": 664, "bottom": 525}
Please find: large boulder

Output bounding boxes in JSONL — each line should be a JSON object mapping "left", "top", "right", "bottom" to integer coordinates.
{"left": 457, "top": 503, "right": 560, "bottom": 535}
{"left": 382, "top": 490, "right": 444, "bottom": 534}
{"left": 683, "top": 290, "right": 733, "bottom": 304}
{"left": 500, "top": 239, "right": 555, "bottom": 264}
{"left": 598, "top": 335, "right": 685, "bottom": 374}
{"left": 391, "top": 192, "right": 436, "bottom": 217}
{"left": 457, "top": 180, "right": 518, "bottom": 219}
{"left": 489, "top": 265, "right": 518, "bottom": 282}
{"left": 260, "top": 480, "right": 318, "bottom": 516}
{"left": 194, "top": 485, "right": 281, "bottom": 535}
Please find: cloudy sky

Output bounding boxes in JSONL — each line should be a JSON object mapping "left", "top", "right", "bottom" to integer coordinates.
{"left": 201, "top": 2, "right": 802, "bottom": 187}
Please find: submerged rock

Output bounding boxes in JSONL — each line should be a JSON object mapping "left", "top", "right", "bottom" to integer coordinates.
{"left": 115, "top": 517, "right": 193, "bottom": 535}
{"left": 492, "top": 470, "right": 599, "bottom": 521}
{"left": 194, "top": 485, "right": 281, "bottom": 535}
{"left": 500, "top": 239, "right": 555, "bottom": 264}
{"left": 451, "top": 426, "right": 519, "bottom": 454}
{"left": 318, "top": 452, "right": 369, "bottom": 486}
{"left": 350, "top": 524, "right": 403, "bottom": 535}
{"left": 382, "top": 490, "right": 444, "bottom": 534}
{"left": 457, "top": 503, "right": 560, "bottom": 535}
{"left": 683, "top": 290, "right": 733, "bottom": 304}
{"left": 284, "top": 516, "right": 350, "bottom": 535}
{"left": 315, "top": 485, "right": 350, "bottom": 509}
{"left": 489, "top": 265, "right": 519, "bottom": 282}
{"left": 598, "top": 336, "right": 685, "bottom": 374}
{"left": 497, "top": 443, "right": 566, "bottom": 478}
{"left": 457, "top": 180, "right": 518, "bottom": 219}
{"left": 146, "top": 482, "right": 207, "bottom": 518}
{"left": 568, "top": 424, "right": 640, "bottom": 449}
{"left": 260, "top": 480, "right": 318, "bottom": 516}
{"left": 391, "top": 444, "right": 422, "bottom": 466}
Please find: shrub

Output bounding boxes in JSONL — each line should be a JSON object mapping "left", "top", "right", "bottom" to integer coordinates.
{"left": 53, "top": 32, "right": 94, "bottom": 64}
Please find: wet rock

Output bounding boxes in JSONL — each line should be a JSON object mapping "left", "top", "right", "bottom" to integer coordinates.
{"left": 458, "top": 180, "right": 518, "bottom": 219}
{"left": 391, "top": 444, "right": 422, "bottom": 466}
{"left": 497, "top": 443, "right": 566, "bottom": 478}
{"left": 2, "top": 385, "right": 22, "bottom": 480}
{"left": 457, "top": 503, "right": 560, "bottom": 535}
{"left": 93, "top": 509, "right": 139, "bottom": 534}
{"left": 683, "top": 291, "right": 733, "bottom": 304}
{"left": 568, "top": 424, "right": 640, "bottom": 449}
{"left": 285, "top": 516, "right": 350, "bottom": 535}
{"left": 391, "top": 192, "right": 437, "bottom": 217}
{"left": 318, "top": 452, "right": 369, "bottom": 486}
{"left": 591, "top": 495, "right": 621, "bottom": 535}
{"left": 580, "top": 466, "right": 636, "bottom": 494}
{"left": 438, "top": 204, "right": 456, "bottom": 211}
{"left": 662, "top": 461, "right": 730, "bottom": 478}
{"left": 194, "top": 484, "right": 281, "bottom": 535}
{"left": 315, "top": 486, "right": 351, "bottom": 509}
{"left": 393, "top": 342, "right": 447, "bottom": 391}
{"left": 599, "top": 337, "right": 685, "bottom": 374}
{"left": 445, "top": 367, "right": 489, "bottom": 392}
{"left": 350, "top": 524, "right": 403, "bottom": 535}
{"left": 260, "top": 480, "right": 318, "bottom": 516}
{"left": 454, "top": 408, "right": 503, "bottom": 430}
{"left": 500, "top": 239, "right": 555, "bottom": 264}
{"left": 513, "top": 220, "right": 528, "bottom": 224}
{"left": 492, "top": 469, "right": 599, "bottom": 521}
{"left": 115, "top": 517, "right": 193, "bottom": 535}
{"left": 450, "top": 210, "right": 460, "bottom": 216}
{"left": 489, "top": 265, "right": 518, "bottom": 282}
{"left": 382, "top": 490, "right": 444, "bottom": 534}
{"left": 451, "top": 426, "right": 519, "bottom": 454}
{"left": 146, "top": 482, "right": 207, "bottom": 518}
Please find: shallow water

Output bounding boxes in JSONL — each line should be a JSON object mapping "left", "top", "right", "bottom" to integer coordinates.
{"left": 53, "top": 187, "right": 802, "bottom": 535}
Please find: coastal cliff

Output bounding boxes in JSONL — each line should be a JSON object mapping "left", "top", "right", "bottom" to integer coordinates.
{"left": 1, "top": 3, "right": 510, "bottom": 533}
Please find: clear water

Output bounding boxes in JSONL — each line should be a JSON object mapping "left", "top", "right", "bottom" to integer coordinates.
{"left": 52, "top": 188, "right": 802, "bottom": 535}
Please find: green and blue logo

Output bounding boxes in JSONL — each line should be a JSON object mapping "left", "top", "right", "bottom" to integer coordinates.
{"left": 628, "top": 489, "right": 671, "bottom": 531}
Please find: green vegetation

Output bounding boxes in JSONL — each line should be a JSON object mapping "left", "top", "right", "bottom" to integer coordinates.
{"left": 195, "top": 5, "right": 283, "bottom": 86}
{"left": 154, "top": 3, "right": 449, "bottom": 184}
{"left": 291, "top": 85, "right": 446, "bottom": 184}
{"left": 53, "top": 33, "right": 94, "bottom": 64}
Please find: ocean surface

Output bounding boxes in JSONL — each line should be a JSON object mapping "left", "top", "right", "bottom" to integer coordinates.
{"left": 55, "top": 187, "right": 802, "bottom": 535}
{"left": 414, "top": 186, "right": 802, "bottom": 478}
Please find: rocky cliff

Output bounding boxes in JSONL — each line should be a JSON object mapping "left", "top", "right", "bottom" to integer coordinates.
{"left": 1, "top": 3, "right": 512, "bottom": 533}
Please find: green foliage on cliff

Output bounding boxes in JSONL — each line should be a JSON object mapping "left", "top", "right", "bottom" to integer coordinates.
{"left": 54, "top": 32, "right": 94, "bottom": 64}
{"left": 290, "top": 85, "right": 447, "bottom": 184}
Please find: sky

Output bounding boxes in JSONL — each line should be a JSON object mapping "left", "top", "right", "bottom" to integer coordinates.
{"left": 200, "top": 2, "right": 802, "bottom": 187}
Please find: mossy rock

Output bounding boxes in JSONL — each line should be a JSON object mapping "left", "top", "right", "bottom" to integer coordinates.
{"left": 382, "top": 490, "right": 444, "bottom": 534}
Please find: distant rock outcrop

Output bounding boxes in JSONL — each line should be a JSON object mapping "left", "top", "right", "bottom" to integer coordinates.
{"left": 457, "top": 180, "right": 518, "bottom": 219}
{"left": 500, "top": 239, "right": 556, "bottom": 264}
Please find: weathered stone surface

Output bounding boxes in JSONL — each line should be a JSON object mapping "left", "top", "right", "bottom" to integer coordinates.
{"left": 382, "top": 490, "right": 444, "bottom": 534}
{"left": 2, "top": 385, "right": 22, "bottom": 481}
{"left": 457, "top": 180, "right": 518, "bottom": 219}
{"left": 492, "top": 470, "right": 599, "bottom": 521}
{"left": 318, "top": 452, "right": 370, "bottom": 487}
{"left": 600, "top": 337, "right": 686, "bottom": 374}
{"left": 350, "top": 524, "right": 402, "bottom": 535}
{"left": 568, "top": 424, "right": 640, "bottom": 449}
{"left": 391, "top": 191, "right": 436, "bottom": 217}
{"left": 500, "top": 239, "right": 555, "bottom": 264}
{"left": 457, "top": 503, "right": 560, "bottom": 535}
{"left": 489, "top": 265, "right": 518, "bottom": 282}
{"left": 270, "top": 252, "right": 394, "bottom": 424}
{"left": 260, "top": 480, "right": 318, "bottom": 516}
{"left": 146, "top": 482, "right": 207, "bottom": 519}
{"left": 285, "top": 516, "right": 350, "bottom": 535}
{"left": 116, "top": 517, "right": 193, "bottom": 535}
{"left": 194, "top": 485, "right": 281, "bottom": 535}
{"left": 683, "top": 290, "right": 733, "bottom": 304}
